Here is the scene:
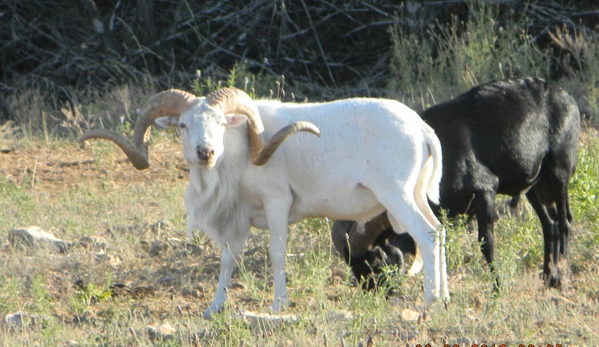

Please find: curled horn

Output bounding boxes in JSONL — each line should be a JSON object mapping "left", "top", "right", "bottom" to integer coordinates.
{"left": 332, "top": 212, "right": 392, "bottom": 259}
{"left": 78, "top": 87, "right": 319, "bottom": 169}
{"left": 206, "top": 88, "right": 320, "bottom": 166}
{"left": 77, "top": 89, "right": 198, "bottom": 170}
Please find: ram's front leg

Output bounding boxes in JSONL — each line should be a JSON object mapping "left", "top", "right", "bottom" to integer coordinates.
{"left": 265, "top": 200, "right": 293, "bottom": 312}
{"left": 203, "top": 247, "right": 238, "bottom": 318}
{"left": 185, "top": 187, "right": 198, "bottom": 240}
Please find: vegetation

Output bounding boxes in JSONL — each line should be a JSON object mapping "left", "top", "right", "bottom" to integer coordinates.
{"left": 3, "top": 1, "right": 599, "bottom": 124}
{"left": 0, "top": 1, "right": 598, "bottom": 346}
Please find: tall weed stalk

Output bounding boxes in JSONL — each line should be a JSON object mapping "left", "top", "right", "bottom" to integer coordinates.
{"left": 389, "top": 1, "right": 550, "bottom": 109}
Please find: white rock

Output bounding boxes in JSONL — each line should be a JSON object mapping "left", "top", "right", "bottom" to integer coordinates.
{"left": 400, "top": 308, "right": 421, "bottom": 321}
{"left": 234, "top": 310, "right": 298, "bottom": 332}
{"left": 8, "top": 227, "right": 71, "bottom": 252}
{"left": 147, "top": 322, "right": 176, "bottom": 341}
{"left": 326, "top": 310, "right": 354, "bottom": 321}
{"left": 4, "top": 311, "right": 30, "bottom": 328}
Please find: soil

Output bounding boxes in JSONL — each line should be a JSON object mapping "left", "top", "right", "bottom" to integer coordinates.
{"left": 0, "top": 140, "right": 189, "bottom": 192}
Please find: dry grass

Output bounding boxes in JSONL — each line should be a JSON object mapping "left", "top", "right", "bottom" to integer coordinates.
{"left": 1, "top": 2, "right": 598, "bottom": 345}
{"left": 0, "top": 130, "right": 597, "bottom": 346}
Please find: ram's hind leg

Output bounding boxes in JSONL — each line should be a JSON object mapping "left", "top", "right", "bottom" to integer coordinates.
{"left": 377, "top": 191, "right": 447, "bottom": 303}
{"left": 413, "top": 155, "right": 449, "bottom": 300}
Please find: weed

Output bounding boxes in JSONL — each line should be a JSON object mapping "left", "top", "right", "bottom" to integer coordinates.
{"left": 193, "top": 61, "right": 288, "bottom": 100}
{"left": 0, "top": 4, "right": 598, "bottom": 345}
{"left": 389, "top": 1, "right": 551, "bottom": 110}
{"left": 0, "top": 123, "right": 597, "bottom": 347}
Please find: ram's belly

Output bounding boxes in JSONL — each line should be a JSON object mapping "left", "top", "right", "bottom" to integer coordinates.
{"left": 248, "top": 183, "right": 383, "bottom": 229}
{"left": 289, "top": 183, "right": 384, "bottom": 223}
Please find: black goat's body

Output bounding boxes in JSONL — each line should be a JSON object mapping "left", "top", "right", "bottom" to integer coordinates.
{"left": 427, "top": 78, "right": 580, "bottom": 287}
{"left": 334, "top": 77, "right": 580, "bottom": 290}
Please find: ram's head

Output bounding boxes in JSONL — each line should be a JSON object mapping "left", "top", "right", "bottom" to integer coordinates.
{"left": 78, "top": 88, "right": 320, "bottom": 170}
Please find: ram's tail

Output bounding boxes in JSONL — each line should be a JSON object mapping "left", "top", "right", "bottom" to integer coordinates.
{"left": 424, "top": 124, "right": 442, "bottom": 205}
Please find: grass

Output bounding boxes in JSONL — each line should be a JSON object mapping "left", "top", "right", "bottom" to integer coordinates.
{"left": 1, "top": 2, "right": 598, "bottom": 345}
{"left": 0, "top": 130, "right": 597, "bottom": 346}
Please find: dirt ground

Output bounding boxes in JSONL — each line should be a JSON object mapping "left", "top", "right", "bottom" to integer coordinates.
{"left": 0, "top": 139, "right": 189, "bottom": 191}
{"left": 1, "top": 133, "right": 598, "bottom": 346}
{"left": 0, "top": 137, "right": 330, "bottom": 321}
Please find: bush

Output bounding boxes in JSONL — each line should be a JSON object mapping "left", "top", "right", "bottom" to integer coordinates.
{"left": 388, "top": 1, "right": 599, "bottom": 123}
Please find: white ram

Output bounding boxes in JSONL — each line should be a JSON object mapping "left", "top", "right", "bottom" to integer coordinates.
{"left": 78, "top": 88, "right": 449, "bottom": 317}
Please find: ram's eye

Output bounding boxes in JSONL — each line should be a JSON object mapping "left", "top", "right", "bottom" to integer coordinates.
{"left": 179, "top": 123, "right": 187, "bottom": 129}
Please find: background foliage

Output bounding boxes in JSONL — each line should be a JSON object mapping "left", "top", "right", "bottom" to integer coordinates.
{"left": 2, "top": 0, "right": 599, "bottom": 127}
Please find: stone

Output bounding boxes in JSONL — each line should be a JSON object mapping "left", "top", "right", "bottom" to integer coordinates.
{"left": 8, "top": 226, "right": 71, "bottom": 253}
{"left": 147, "top": 322, "right": 176, "bottom": 341}
{"left": 400, "top": 308, "right": 421, "bottom": 321}
{"left": 234, "top": 310, "right": 298, "bottom": 332}
{"left": 4, "top": 311, "right": 33, "bottom": 328}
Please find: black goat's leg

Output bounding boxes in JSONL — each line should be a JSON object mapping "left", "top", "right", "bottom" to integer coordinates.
{"left": 560, "top": 197, "right": 573, "bottom": 258}
{"left": 525, "top": 189, "right": 560, "bottom": 288}
{"left": 547, "top": 177, "right": 573, "bottom": 287}
{"left": 474, "top": 190, "right": 500, "bottom": 291}
{"left": 554, "top": 183, "right": 573, "bottom": 261}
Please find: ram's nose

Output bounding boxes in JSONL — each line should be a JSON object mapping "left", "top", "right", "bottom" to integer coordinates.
{"left": 196, "top": 145, "right": 215, "bottom": 161}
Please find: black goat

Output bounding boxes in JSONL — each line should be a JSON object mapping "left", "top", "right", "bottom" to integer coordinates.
{"left": 332, "top": 213, "right": 416, "bottom": 291}
{"left": 332, "top": 77, "right": 581, "bottom": 291}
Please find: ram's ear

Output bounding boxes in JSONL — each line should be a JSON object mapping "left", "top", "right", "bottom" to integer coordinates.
{"left": 224, "top": 114, "right": 247, "bottom": 128}
{"left": 155, "top": 116, "right": 179, "bottom": 129}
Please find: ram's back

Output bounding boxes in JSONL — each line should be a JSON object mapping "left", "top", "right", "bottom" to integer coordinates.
{"left": 250, "top": 98, "right": 434, "bottom": 222}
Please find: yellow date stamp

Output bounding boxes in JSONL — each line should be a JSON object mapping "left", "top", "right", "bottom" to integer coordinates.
{"left": 412, "top": 344, "right": 564, "bottom": 347}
